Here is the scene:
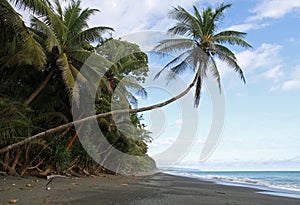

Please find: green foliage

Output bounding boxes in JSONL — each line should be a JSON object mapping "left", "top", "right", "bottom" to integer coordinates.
{"left": 51, "top": 139, "right": 72, "bottom": 172}
{"left": 0, "top": 0, "right": 46, "bottom": 68}
{"left": 94, "top": 39, "right": 151, "bottom": 158}
{"left": 0, "top": 98, "right": 32, "bottom": 145}
{"left": 0, "top": 1, "right": 155, "bottom": 176}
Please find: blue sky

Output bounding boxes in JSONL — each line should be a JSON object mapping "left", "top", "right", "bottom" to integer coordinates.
{"left": 82, "top": 0, "right": 300, "bottom": 170}
{"left": 20, "top": 0, "right": 300, "bottom": 170}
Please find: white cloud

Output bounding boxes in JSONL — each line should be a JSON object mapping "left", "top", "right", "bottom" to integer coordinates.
{"left": 227, "top": 22, "right": 269, "bottom": 32}
{"left": 215, "top": 43, "right": 285, "bottom": 85}
{"left": 80, "top": 0, "right": 200, "bottom": 36}
{"left": 269, "top": 64, "right": 300, "bottom": 91}
{"left": 227, "top": 0, "right": 300, "bottom": 33}
{"left": 256, "top": 66, "right": 284, "bottom": 81}
{"left": 121, "top": 31, "right": 169, "bottom": 50}
{"left": 278, "top": 65, "right": 300, "bottom": 91}
{"left": 236, "top": 43, "right": 283, "bottom": 72}
{"left": 248, "top": 0, "right": 300, "bottom": 21}
{"left": 282, "top": 80, "right": 300, "bottom": 91}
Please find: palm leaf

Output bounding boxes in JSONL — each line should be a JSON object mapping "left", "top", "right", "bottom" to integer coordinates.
{"left": 56, "top": 53, "right": 75, "bottom": 90}
{"left": 10, "top": 0, "right": 52, "bottom": 15}
{"left": 68, "top": 7, "right": 100, "bottom": 35}
{"left": 205, "top": 3, "right": 232, "bottom": 34}
{"left": 214, "top": 30, "right": 252, "bottom": 49}
{"left": 69, "top": 26, "right": 113, "bottom": 46}
{"left": 31, "top": 16, "right": 61, "bottom": 52}
{"left": 208, "top": 57, "right": 221, "bottom": 92}
{"left": 168, "top": 6, "right": 202, "bottom": 37}
{"left": 0, "top": 0, "right": 46, "bottom": 68}
{"left": 154, "top": 38, "right": 193, "bottom": 54}
{"left": 194, "top": 71, "right": 202, "bottom": 107}
{"left": 215, "top": 44, "right": 246, "bottom": 83}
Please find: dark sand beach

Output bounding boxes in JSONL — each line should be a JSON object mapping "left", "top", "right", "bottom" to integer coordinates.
{"left": 1, "top": 173, "right": 300, "bottom": 205}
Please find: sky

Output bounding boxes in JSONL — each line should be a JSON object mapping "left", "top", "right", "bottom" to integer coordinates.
{"left": 20, "top": 0, "right": 300, "bottom": 170}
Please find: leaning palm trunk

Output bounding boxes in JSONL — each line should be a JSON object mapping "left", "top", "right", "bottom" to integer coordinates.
{"left": 24, "top": 69, "right": 55, "bottom": 105}
{"left": 0, "top": 69, "right": 201, "bottom": 154}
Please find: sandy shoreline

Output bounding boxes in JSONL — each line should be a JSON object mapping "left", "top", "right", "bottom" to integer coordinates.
{"left": 1, "top": 173, "right": 300, "bottom": 205}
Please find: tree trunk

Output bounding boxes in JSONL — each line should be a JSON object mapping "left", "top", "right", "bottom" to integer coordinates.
{"left": 0, "top": 69, "right": 201, "bottom": 154}
{"left": 24, "top": 69, "right": 55, "bottom": 106}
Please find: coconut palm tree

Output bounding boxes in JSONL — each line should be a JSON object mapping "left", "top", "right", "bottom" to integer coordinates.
{"left": 154, "top": 3, "right": 252, "bottom": 107}
{"left": 0, "top": 0, "right": 47, "bottom": 69}
{"left": 24, "top": 0, "right": 113, "bottom": 105}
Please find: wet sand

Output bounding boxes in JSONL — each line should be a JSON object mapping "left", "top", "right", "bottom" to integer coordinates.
{"left": 1, "top": 173, "right": 300, "bottom": 205}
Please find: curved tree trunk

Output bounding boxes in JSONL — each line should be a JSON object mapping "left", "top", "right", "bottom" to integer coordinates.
{"left": 24, "top": 69, "right": 55, "bottom": 106}
{"left": 0, "top": 70, "right": 201, "bottom": 154}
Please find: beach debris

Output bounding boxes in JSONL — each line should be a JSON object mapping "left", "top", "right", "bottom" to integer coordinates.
{"left": 45, "top": 174, "right": 67, "bottom": 188}
{"left": 9, "top": 199, "right": 18, "bottom": 204}
{"left": 46, "top": 174, "right": 67, "bottom": 180}
{"left": 46, "top": 187, "right": 51, "bottom": 190}
{"left": 0, "top": 171, "right": 7, "bottom": 176}
{"left": 82, "top": 169, "right": 90, "bottom": 176}
{"left": 216, "top": 191, "right": 226, "bottom": 195}
{"left": 12, "top": 183, "right": 15, "bottom": 186}
{"left": 25, "top": 183, "right": 32, "bottom": 188}
{"left": 121, "top": 183, "right": 128, "bottom": 186}
{"left": 34, "top": 179, "right": 39, "bottom": 183}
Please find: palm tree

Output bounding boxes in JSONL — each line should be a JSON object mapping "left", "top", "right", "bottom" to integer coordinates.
{"left": 154, "top": 3, "right": 252, "bottom": 107}
{"left": 0, "top": 0, "right": 47, "bottom": 69}
{"left": 24, "top": 0, "right": 113, "bottom": 105}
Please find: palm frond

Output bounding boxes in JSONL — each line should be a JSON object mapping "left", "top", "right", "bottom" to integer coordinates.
{"left": 69, "top": 26, "right": 113, "bottom": 46}
{"left": 215, "top": 44, "right": 246, "bottom": 83}
{"left": 64, "top": 0, "right": 81, "bottom": 34}
{"left": 154, "top": 51, "right": 188, "bottom": 80}
{"left": 68, "top": 7, "right": 100, "bottom": 35}
{"left": 54, "top": 0, "right": 63, "bottom": 19}
{"left": 42, "top": 6, "right": 67, "bottom": 42}
{"left": 214, "top": 44, "right": 236, "bottom": 60}
{"left": 56, "top": 53, "right": 75, "bottom": 91}
{"left": 208, "top": 57, "right": 221, "bottom": 92}
{"left": 0, "top": 98, "right": 32, "bottom": 145}
{"left": 194, "top": 72, "right": 202, "bottom": 107}
{"left": 31, "top": 16, "right": 61, "bottom": 52}
{"left": 153, "top": 38, "right": 193, "bottom": 54}
{"left": 168, "top": 6, "right": 202, "bottom": 37}
{"left": 168, "top": 22, "right": 193, "bottom": 37}
{"left": 69, "top": 50, "right": 113, "bottom": 68}
{"left": 204, "top": 3, "right": 231, "bottom": 34}
{"left": 20, "top": 33, "right": 46, "bottom": 67}
{"left": 0, "top": 1, "right": 46, "bottom": 68}
{"left": 214, "top": 32, "right": 252, "bottom": 48}
{"left": 10, "top": 0, "right": 52, "bottom": 15}
{"left": 120, "top": 76, "right": 148, "bottom": 99}
{"left": 193, "top": 5, "right": 203, "bottom": 30}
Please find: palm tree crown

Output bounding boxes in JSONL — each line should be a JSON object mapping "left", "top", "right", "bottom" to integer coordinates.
{"left": 154, "top": 3, "right": 252, "bottom": 107}
{"left": 25, "top": 0, "right": 113, "bottom": 105}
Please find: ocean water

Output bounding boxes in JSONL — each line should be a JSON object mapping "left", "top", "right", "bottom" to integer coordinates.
{"left": 162, "top": 168, "right": 300, "bottom": 199}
